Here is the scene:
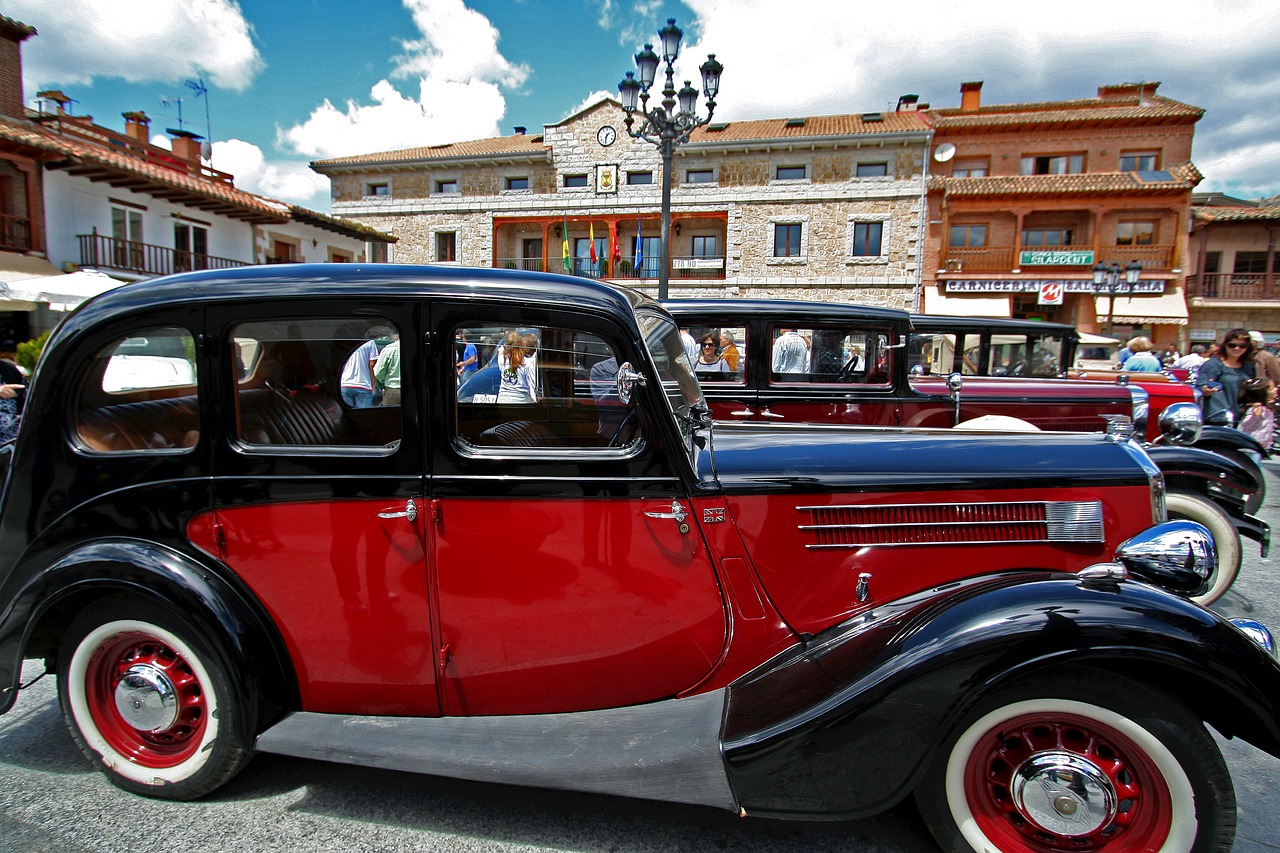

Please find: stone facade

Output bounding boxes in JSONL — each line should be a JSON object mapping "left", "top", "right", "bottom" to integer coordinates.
{"left": 313, "top": 98, "right": 931, "bottom": 309}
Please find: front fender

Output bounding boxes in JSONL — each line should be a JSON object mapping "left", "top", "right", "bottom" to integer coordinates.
{"left": 1147, "top": 443, "right": 1260, "bottom": 494}
{"left": 0, "top": 539, "right": 297, "bottom": 721}
{"left": 1197, "top": 423, "right": 1270, "bottom": 458}
{"left": 721, "top": 573, "right": 1280, "bottom": 819}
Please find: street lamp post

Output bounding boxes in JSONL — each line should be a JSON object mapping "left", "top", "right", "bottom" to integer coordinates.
{"left": 1093, "top": 259, "right": 1143, "bottom": 335}
{"left": 618, "top": 19, "right": 722, "bottom": 300}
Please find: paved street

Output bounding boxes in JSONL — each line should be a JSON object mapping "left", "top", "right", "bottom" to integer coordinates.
{"left": 2, "top": 468, "right": 1280, "bottom": 852}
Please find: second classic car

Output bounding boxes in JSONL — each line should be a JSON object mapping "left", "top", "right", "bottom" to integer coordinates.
{"left": 667, "top": 298, "right": 1268, "bottom": 604}
{"left": 1, "top": 265, "right": 1278, "bottom": 853}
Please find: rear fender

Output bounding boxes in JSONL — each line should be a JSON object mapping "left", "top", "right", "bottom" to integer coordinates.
{"left": 721, "top": 573, "right": 1280, "bottom": 820}
{"left": 0, "top": 539, "right": 297, "bottom": 721}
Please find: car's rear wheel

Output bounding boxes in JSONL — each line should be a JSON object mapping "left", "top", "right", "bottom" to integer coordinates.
{"left": 57, "top": 596, "right": 253, "bottom": 800}
{"left": 1165, "top": 491, "right": 1240, "bottom": 605}
{"left": 916, "top": 669, "right": 1235, "bottom": 853}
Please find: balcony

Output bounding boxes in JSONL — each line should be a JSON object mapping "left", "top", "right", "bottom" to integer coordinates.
{"left": 495, "top": 255, "right": 725, "bottom": 281}
{"left": 1187, "top": 273, "right": 1279, "bottom": 301}
{"left": 0, "top": 214, "right": 32, "bottom": 252}
{"left": 940, "top": 244, "right": 1175, "bottom": 273}
{"left": 79, "top": 233, "right": 250, "bottom": 278}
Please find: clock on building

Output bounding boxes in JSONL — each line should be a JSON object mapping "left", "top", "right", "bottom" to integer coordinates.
{"left": 596, "top": 125, "right": 617, "bottom": 147}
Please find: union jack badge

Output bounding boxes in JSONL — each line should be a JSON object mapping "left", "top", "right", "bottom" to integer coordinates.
{"left": 703, "top": 507, "right": 726, "bottom": 524}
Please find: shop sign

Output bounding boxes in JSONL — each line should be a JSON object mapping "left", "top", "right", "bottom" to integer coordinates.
{"left": 1019, "top": 250, "right": 1095, "bottom": 266}
{"left": 945, "top": 279, "right": 1166, "bottom": 294}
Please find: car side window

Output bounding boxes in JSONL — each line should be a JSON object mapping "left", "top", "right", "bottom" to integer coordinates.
{"left": 75, "top": 326, "right": 200, "bottom": 453}
{"left": 768, "top": 326, "right": 893, "bottom": 387}
{"left": 229, "top": 318, "right": 402, "bottom": 451}
{"left": 455, "top": 323, "right": 642, "bottom": 450}
{"left": 678, "top": 324, "right": 746, "bottom": 385}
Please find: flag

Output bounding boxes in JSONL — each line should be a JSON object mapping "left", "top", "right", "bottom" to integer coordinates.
{"left": 634, "top": 217, "right": 643, "bottom": 273}
{"left": 562, "top": 218, "right": 571, "bottom": 272}
{"left": 589, "top": 221, "right": 597, "bottom": 263}
{"left": 610, "top": 221, "right": 621, "bottom": 263}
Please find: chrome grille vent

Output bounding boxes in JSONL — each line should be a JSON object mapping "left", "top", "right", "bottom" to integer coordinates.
{"left": 797, "top": 500, "right": 1104, "bottom": 549}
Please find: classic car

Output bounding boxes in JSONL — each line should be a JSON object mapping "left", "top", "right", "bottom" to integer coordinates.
{"left": 2, "top": 265, "right": 1278, "bottom": 853}
{"left": 667, "top": 299, "right": 1268, "bottom": 604}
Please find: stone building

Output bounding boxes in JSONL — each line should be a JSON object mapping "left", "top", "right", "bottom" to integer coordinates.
{"left": 312, "top": 97, "right": 932, "bottom": 310}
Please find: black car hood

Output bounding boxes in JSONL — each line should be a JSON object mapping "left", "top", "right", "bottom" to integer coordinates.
{"left": 701, "top": 421, "right": 1153, "bottom": 494}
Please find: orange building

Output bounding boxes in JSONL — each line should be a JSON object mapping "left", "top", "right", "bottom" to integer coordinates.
{"left": 921, "top": 81, "right": 1202, "bottom": 346}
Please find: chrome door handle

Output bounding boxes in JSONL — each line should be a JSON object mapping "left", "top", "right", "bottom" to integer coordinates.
{"left": 644, "top": 500, "right": 689, "bottom": 522}
{"left": 378, "top": 499, "right": 418, "bottom": 522}
{"left": 759, "top": 408, "right": 785, "bottom": 419}
{"left": 729, "top": 408, "right": 755, "bottom": 417}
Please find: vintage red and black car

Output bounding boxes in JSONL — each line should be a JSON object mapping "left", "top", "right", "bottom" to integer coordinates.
{"left": 2, "top": 265, "right": 1279, "bottom": 853}
{"left": 667, "top": 299, "right": 1268, "bottom": 604}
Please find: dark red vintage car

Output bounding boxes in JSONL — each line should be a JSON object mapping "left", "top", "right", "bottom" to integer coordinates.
{"left": 2, "top": 265, "right": 1279, "bottom": 853}
{"left": 667, "top": 299, "right": 1268, "bottom": 604}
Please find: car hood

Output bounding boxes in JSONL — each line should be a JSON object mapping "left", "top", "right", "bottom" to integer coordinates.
{"left": 702, "top": 421, "right": 1153, "bottom": 494}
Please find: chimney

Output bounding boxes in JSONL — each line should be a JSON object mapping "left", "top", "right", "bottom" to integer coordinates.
{"left": 513, "top": 126, "right": 526, "bottom": 135}
{"left": 896, "top": 94, "right": 920, "bottom": 112}
{"left": 960, "top": 81, "right": 983, "bottom": 113}
{"left": 168, "top": 128, "right": 204, "bottom": 164}
{"left": 0, "top": 17, "right": 36, "bottom": 119}
{"left": 122, "top": 111, "right": 151, "bottom": 142}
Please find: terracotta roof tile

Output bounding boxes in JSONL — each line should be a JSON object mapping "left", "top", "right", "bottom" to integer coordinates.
{"left": 688, "top": 111, "right": 930, "bottom": 143}
{"left": 928, "top": 94, "right": 1202, "bottom": 130}
{"left": 930, "top": 162, "right": 1201, "bottom": 196}
{"left": 1193, "top": 206, "right": 1280, "bottom": 223}
{"left": 313, "top": 134, "right": 551, "bottom": 168}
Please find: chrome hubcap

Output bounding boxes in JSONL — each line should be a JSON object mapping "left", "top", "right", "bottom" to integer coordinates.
{"left": 113, "top": 663, "right": 179, "bottom": 732}
{"left": 1010, "top": 751, "right": 1117, "bottom": 836}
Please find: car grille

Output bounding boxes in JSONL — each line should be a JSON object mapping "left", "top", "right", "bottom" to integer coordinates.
{"left": 797, "top": 500, "right": 1104, "bottom": 548}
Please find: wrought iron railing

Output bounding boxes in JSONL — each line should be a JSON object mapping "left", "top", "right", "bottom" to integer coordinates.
{"left": 78, "top": 232, "right": 250, "bottom": 277}
{"left": 495, "top": 255, "right": 724, "bottom": 280}
{"left": 1187, "top": 273, "right": 1278, "bottom": 300}
{"left": 0, "top": 213, "right": 32, "bottom": 252}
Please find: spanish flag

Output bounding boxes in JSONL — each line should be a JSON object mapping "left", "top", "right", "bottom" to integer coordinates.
{"left": 589, "top": 221, "right": 597, "bottom": 263}
{"left": 562, "top": 218, "right": 571, "bottom": 272}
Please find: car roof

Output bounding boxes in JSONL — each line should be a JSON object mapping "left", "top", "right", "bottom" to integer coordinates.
{"left": 909, "top": 314, "right": 1078, "bottom": 336}
{"left": 53, "top": 264, "right": 656, "bottom": 349}
{"left": 663, "top": 298, "right": 909, "bottom": 324}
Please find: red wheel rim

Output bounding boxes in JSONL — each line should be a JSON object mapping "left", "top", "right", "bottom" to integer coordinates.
{"left": 963, "top": 710, "right": 1173, "bottom": 852}
{"left": 84, "top": 631, "right": 208, "bottom": 768}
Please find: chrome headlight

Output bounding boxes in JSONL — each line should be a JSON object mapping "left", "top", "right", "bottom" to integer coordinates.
{"left": 1115, "top": 519, "right": 1214, "bottom": 597}
{"left": 1127, "top": 384, "right": 1149, "bottom": 437}
{"left": 1158, "top": 401, "right": 1203, "bottom": 446}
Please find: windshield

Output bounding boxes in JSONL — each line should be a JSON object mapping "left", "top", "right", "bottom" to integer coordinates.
{"left": 637, "top": 308, "right": 706, "bottom": 454}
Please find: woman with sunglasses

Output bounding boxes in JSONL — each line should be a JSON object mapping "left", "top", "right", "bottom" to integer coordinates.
{"left": 1196, "top": 328, "right": 1257, "bottom": 426}
{"left": 693, "top": 333, "right": 729, "bottom": 380}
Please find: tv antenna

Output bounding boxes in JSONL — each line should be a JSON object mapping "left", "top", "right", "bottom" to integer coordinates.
{"left": 185, "top": 76, "right": 213, "bottom": 159}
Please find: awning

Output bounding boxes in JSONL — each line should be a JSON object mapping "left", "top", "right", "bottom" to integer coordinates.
{"left": 0, "top": 254, "right": 62, "bottom": 311}
{"left": 921, "top": 286, "right": 1012, "bottom": 317}
{"left": 1094, "top": 289, "right": 1189, "bottom": 326}
{"left": 3, "top": 269, "right": 130, "bottom": 312}
{"left": 1079, "top": 332, "right": 1122, "bottom": 345}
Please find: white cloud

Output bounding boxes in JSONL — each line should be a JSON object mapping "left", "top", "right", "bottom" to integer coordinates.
{"left": 212, "top": 139, "right": 330, "bottom": 209}
{"left": 279, "top": 0, "right": 528, "bottom": 161}
{"left": 9, "top": 0, "right": 263, "bottom": 93}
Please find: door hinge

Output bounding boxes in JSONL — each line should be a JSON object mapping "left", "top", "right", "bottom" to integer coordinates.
{"left": 213, "top": 521, "right": 227, "bottom": 557}
{"left": 431, "top": 499, "right": 442, "bottom": 523}
{"left": 438, "top": 643, "right": 452, "bottom": 668}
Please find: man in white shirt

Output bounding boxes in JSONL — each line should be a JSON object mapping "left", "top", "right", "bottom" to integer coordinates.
{"left": 772, "top": 329, "right": 810, "bottom": 375}
{"left": 1173, "top": 344, "right": 1207, "bottom": 382}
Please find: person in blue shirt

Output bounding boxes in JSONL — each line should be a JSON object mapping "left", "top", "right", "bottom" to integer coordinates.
{"left": 1120, "top": 336, "right": 1162, "bottom": 372}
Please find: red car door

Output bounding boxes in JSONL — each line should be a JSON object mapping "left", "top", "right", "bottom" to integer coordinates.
{"left": 430, "top": 306, "right": 729, "bottom": 717}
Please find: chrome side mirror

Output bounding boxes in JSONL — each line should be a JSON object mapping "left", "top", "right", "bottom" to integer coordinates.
{"left": 1116, "top": 520, "right": 1215, "bottom": 598}
{"left": 616, "top": 361, "right": 647, "bottom": 405}
{"left": 1157, "top": 402, "right": 1204, "bottom": 446}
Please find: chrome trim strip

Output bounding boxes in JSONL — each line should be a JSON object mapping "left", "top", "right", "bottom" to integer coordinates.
{"left": 255, "top": 689, "right": 735, "bottom": 810}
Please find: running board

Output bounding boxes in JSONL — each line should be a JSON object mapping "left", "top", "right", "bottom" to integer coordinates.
{"left": 255, "top": 688, "right": 736, "bottom": 810}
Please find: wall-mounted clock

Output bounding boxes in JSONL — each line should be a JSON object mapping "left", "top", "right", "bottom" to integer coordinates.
{"left": 597, "top": 125, "right": 617, "bottom": 147}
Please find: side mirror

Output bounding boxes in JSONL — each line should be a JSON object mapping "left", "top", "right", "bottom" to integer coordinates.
{"left": 616, "top": 361, "right": 647, "bottom": 404}
{"left": 947, "top": 373, "right": 963, "bottom": 426}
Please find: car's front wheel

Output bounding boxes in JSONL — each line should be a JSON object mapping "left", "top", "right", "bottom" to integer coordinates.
{"left": 916, "top": 669, "right": 1235, "bottom": 853}
{"left": 1166, "top": 490, "right": 1241, "bottom": 605}
{"left": 57, "top": 596, "right": 254, "bottom": 800}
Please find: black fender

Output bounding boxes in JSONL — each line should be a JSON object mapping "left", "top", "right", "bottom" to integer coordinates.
{"left": 721, "top": 572, "right": 1280, "bottom": 820}
{"left": 1149, "top": 445, "right": 1271, "bottom": 552}
{"left": 0, "top": 538, "right": 297, "bottom": 722}
{"left": 1196, "top": 423, "right": 1270, "bottom": 459}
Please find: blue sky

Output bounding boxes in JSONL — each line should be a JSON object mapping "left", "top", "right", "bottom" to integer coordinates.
{"left": 10, "top": 0, "right": 1280, "bottom": 212}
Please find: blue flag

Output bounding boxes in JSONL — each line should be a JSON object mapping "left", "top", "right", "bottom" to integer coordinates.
{"left": 634, "top": 217, "right": 643, "bottom": 273}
